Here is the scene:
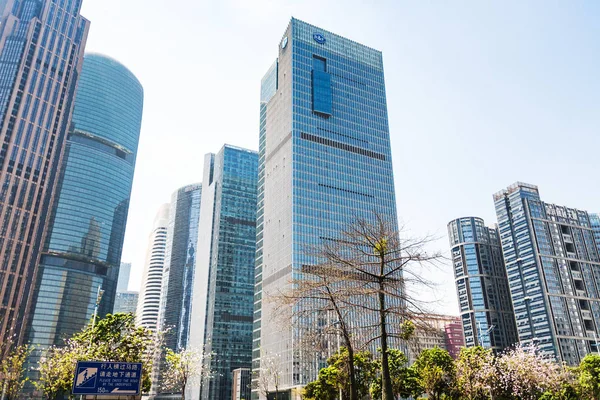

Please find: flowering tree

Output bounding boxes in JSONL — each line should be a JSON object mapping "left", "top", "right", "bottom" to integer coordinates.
{"left": 254, "top": 351, "right": 283, "bottom": 400}
{"left": 161, "top": 348, "right": 207, "bottom": 400}
{"left": 36, "top": 340, "right": 87, "bottom": 400}
{"left": 454, "top": 346, "right": 495, "bottom": 400}
{"left": 495, "top": 344, "right": 564, "bottom": 400}
{"left": 0, "top": 332, "right": 32, "bottom": 400}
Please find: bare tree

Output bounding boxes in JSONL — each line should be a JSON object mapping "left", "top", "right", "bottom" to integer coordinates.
{"left": 276, "top": 262, "right": 362, "bottom": 400}
{"left": 254, "top": 350, "right": 283, "bottom": 400}
{"left": 161, "top": 348, "right": 209, "bottom": 400}
{"left": 275, "top": 213, "right": 442, "bottom": 400}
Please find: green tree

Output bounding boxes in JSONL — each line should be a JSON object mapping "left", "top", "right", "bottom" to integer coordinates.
{"left": 579, "top": 354, "right": 600, "bottom": 400}
{"left": 303, "top": 366, "right": 338, "bottom": 400}
{"left": 370, "top": 349, "right": 421, "bottom": 399}
{"left": 413, "top": 347, "right": 455, "bottom": 400}
{"left": 36, "top": 313, "right": 160, "bottom": 398}
{"left": 328, "top": 348, "right": 378, "bottom": 399}
{"left": 71, "top": 313, "right": 158, "bottom": 392}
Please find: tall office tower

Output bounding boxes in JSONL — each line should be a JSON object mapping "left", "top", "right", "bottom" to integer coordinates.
{"left": 137, "top": 204, "right": 170, "bottom": 330}
{"left": 253, "top": 18, "right": 399, "bottom": 398}
{"left": 154, "top": 183, "right": 202, "bottom": 399}
{"left": 447, "top": 217, "right": 518, "bottom": 351}
{"left": 0, "top": 0, "right": 89, "bottom": 344}
{"left": 117, "top": 262, "right": 132, "bottom": 292}
{"left": 591, "top": 214, "right": 600, "bottom": 252}
{"left": 23, "top": 54, "right": 143, "bottom": 380}
{"left": 187, "top": 145, "right": 257, "bottom": 400}
{"left": 494, "top": 182, "right": 600, "bottom": 365}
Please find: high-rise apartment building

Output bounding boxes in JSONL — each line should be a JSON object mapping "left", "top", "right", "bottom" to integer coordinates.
{"left": 154, "top": 183, "right": 202, "bottom": 399}
{"left": 494, "top": 182, "right": 600, "bottom": 365}
{"left": 447, "top": 217, "right": 518, "bottom": 351}
{"left": 0, "top": 0, "right": 89, "bottom": 344}
{"left": 188, "top": 145, "right": 257, "bottom": 400}
{"left": 23, "top": 54, "right": 143, "bottom": 380}
{"left": 137, "top": 204, "right": 170, "bottom": 330}
{"left": 591, "top": 213, "right": 600, "bottom": 252}
{"left": 254, "top": 18, "right": 400, "bottom": 398}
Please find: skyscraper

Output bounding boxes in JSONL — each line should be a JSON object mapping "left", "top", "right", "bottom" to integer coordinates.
{"left": 137, "top": 204, "right": 170, "bottom": 331}
{"left": 254, "top": 18, "right": 399, "bottom": 397}
{"left": 447, "top": 217, "right": 518, "bottom": 351}
{"left": 591, "top": 213, "right": 600, "bottom": 252}
{"left": 154, "top": 183, "right": 202, "bottom": 399}
{"left": 23, "top": 53, "right": 143, "bottom": 379}
{"left": 117, "top": 262, "right": 132, "bottom": 292}
{"left": 0, "top": 0, "right": 89, "bottom": 344}
{"left": 187, "top": 145, "right": 257, "bottom": 400}
{"left": 494, "top": 182, "right": 600, "bottom": 365}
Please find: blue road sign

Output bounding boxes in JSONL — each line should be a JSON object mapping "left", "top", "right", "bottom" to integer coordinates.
{"left": 72, "top": 361, "right": 142, "bottom": 396}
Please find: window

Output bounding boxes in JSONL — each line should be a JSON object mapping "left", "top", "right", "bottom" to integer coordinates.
{"left": 312, "top": 55, "right": 332, "bottom": 116}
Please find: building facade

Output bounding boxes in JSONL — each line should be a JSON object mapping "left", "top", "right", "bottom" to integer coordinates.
{"left": 137, "top": 204, "right": 170, "bottom": 331}
{"left": 113, "top": 291, "right": 138, "bottom": 314}
{"left": 494, "top": 182, "right": 600, "bottom": 365}
{"left": 410, "top": 315, "right": 466, "bottom": 360}
{"left": 445, "top": 319, "right": 466, "bottom": 358}
{"left": 23, "top": 53, "right": 143, "bottom": 379}
{"left": 154, "top": 183, "right": 202, "bottom": 398}
{"left": 447, "top": 217, "right": 518, "bottom": 351}
{"left": 591, "top": 213, "right": 600, "bottom": 253}
{"left": 253, "top": 18, "right": 400, "bottom": 398}
{"left": 187, "top": 145, "right": 258, "bottom": 400}
{"left": 232, "top": 368, "right": 251, "bottom": 400}
{"left": 0, "top": 0, "right": 89, "bottom": 344}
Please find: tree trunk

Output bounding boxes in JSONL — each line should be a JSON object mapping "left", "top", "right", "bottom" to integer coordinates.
{"left": 181, "top": 381, "right": 186, "bottom": 400}
{"left": 345, "top": 338, "right": 358, "bottom": 400}
{"left": 379, "top": 281, "right": 394, "bottom": 400}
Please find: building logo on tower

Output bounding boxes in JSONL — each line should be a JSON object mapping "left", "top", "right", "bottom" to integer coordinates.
{"left": 313, "top": 33, "right": 326, "bottom": 44}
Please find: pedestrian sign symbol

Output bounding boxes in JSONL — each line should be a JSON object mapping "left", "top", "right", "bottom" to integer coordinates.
{"left": 75, "top": 367, "right": 98, "bottom": 389}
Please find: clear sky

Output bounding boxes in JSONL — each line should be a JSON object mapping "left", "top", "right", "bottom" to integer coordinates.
{"left": 80, "top": 0, "right": 599, "bottom": 314}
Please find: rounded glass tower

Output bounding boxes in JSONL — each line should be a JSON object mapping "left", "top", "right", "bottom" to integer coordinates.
{"left": 25, "top": 54, "right": 143, "bottom": 369}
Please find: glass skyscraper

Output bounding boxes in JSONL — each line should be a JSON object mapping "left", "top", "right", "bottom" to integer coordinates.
{"left": 0, "top": 0, "right": 89, "bottom": 344}
{"left": 448, "top": 217, "right": 518, "bottom": 351}
{"left": 187, "top": 145, "right": 257, "bottom": 400}
{"left": 254, "top": 18, "right": 399, "bottom": 398}
{"left": 494, "top": 182, "right": 600, "bottom": 365}
{"left": 154, "top": 183, "right": 202, "bottom": 399}
{"left": 24, "top": 53, "right": 143, "bottom": 380}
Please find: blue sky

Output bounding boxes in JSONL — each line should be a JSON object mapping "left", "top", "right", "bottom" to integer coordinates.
{"left": 81, "top": 0, "right": 600, "bottom": 314}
